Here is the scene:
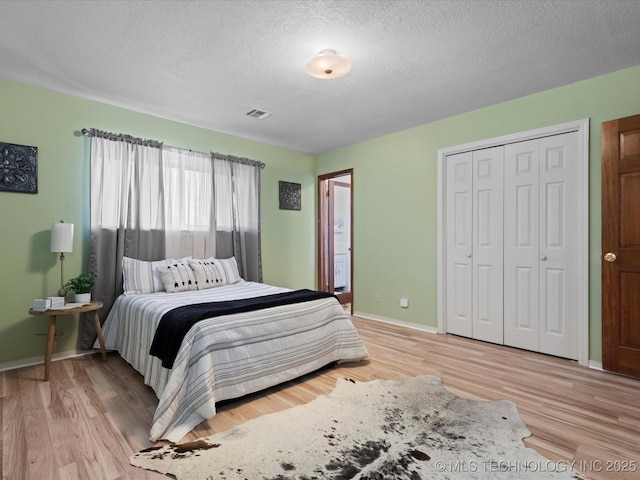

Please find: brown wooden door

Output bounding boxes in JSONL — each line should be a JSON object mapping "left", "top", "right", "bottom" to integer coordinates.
{"left": 318, "top": 170, "right": 353, "bottom": 310}
{"left": 327, "top": 179, "right": 337, "bottom": 295}
{"left": 602, "top": 113, "right": 640, "bottom": 378}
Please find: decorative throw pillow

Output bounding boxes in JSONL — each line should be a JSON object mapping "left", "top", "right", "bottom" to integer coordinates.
{"left": 189, "top": 256, "right": 242, "bottom": 289}
{"left": 213, "top": 256, "right": 242, "bottom": 284}
{"left": 122, "top": 256, "right": 175, "bottom": 295}
{"left": 156, "top": 260, "right": 198, "bottom": 293}
{"left": 188, "top": 258, "right": 226, "bottom": 290}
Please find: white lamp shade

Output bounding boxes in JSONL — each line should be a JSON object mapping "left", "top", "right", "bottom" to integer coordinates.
{"left": 51, "top": 222, "right": 74, "bottom": 253}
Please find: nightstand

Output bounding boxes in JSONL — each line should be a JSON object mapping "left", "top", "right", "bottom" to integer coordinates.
{"left": 28, "top": 300, "right": 107, "bottom": 381}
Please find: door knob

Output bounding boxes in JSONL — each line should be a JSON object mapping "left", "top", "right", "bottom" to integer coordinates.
{"left": 466, "top": 254, "right": 472, "bottom": 258}
{"left": 604, "top": 252, "right": 617, "bottom": 262}
{"left": 540, "top": 255, "right": 547, "bottom": 261}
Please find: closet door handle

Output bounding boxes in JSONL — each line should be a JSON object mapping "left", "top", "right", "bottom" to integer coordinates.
{"left": 466, "top": 253, "right": 472, "bottom": 258}
{"left": 540, "top": 255, "right": 547, "bottom": 261}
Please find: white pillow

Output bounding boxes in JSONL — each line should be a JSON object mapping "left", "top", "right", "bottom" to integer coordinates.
{"left": 189, "top": 256, "right": 242, "bottom": 288}
{"left": 122, "top": 256, "right": 191, "bottom": 295}
{"left": 188, "top": 258, "right": 226, "bottom": 290}
{"left": 122, "top": 257, "right": 173, "bottom": 295}
{"left": 155, "top": 260, "right": 198, "bottom": 293}
{"left": 213, "top": 256, "right": 242, "bottom": 284}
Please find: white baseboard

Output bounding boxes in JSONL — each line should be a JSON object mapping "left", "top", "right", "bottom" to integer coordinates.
{"left": 353, "top": 311, "right": 438, "bottom": 334}
{"left": 0, "top": 349, "right": 97, "bottom": 373}
{"left": 588, "top": 360, "right": 603, "bottom": 371}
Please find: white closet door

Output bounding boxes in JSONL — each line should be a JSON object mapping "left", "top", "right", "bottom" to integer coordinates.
{"left": 442, "top": 123, "right": 585, "bottom": 361}
{"left": 504, "top": 140, "right": 540, "bottom": 350}
{"left": 472, "top": 147, "right": 504, "bottom": 344}
{"left": 539, "top": 132, "right": 579, "bottom": 359}
{"left": 445, "top": 152, "right": 473, "bottom": 337}
{"left": 504, "top": 133, "right": 579, "bottom": 358}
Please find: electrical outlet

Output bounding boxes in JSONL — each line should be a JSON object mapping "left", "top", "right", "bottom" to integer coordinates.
{"left": 375, "top": 293, "right": 381, "bottom": 303}
{"left": 400, "top": 298, "right": 409, "bottom": 308}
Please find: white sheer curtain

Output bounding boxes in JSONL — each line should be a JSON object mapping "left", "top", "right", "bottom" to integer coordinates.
{"left": 85, "top": 130, "right": 263, "bottom": 348}
{"left": 162, "top": 146, "right": 216, "bottom": 259}
{"left": 90, "top": 134, "right": 164, "bottom": 232}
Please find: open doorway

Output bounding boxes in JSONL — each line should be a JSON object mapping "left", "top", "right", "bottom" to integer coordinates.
{"left": 318, "top": 169, "right": 353, "bottom": 313}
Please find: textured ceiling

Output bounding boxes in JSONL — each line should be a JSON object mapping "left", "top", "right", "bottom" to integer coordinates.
{"left": 1, "top": 0, "right": 639, "bottom": 154}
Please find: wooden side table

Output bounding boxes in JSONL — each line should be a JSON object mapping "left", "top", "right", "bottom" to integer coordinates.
{"left": 28, "top": 300, "right": 107, "bottom": 381}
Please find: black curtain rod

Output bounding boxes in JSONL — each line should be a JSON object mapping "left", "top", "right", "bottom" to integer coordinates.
{"left": 81, "top": 128, "right": 265, "bottom": 169}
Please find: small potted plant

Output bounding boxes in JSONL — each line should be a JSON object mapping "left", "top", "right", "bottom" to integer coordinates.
{"left": 64, "top": 273, "right": 96, "bottom": 303}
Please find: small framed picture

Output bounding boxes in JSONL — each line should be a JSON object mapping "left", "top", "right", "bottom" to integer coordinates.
{"left": 279, "top": 181, "right": 301, "bottom": 210}
{"left": 0, "top": 142, "right": 38, "bottom": 194}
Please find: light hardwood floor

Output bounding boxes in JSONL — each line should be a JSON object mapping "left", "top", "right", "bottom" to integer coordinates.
{"left": 2, "top": 316, "right": 639, "bottom": 479}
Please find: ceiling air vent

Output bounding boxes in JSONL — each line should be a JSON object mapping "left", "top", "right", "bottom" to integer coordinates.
{"left": 246, "top": 109, "right": 273, "bottom": 120}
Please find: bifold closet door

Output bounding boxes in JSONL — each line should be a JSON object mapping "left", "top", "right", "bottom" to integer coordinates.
{"left": 445, "top": 147, "right": 504, "bottom": 344}
{"left": 503, "top": 132, "right": 579, "bottom": 359}
{"left": 471, "top": 147, "right": 504, "bottom": 344}
{"left": 445, "top": 151, "right": 473, "bottom": 337}
{"left": 538, "top": 133, "right": 579, "bottom": 359}
{"left": 504, "top": 140, "right": 540, "bottom": 351}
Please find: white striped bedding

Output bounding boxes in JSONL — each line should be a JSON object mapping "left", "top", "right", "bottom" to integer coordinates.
{"left": 97, "top": 281, "right": 368, "bottom": 441}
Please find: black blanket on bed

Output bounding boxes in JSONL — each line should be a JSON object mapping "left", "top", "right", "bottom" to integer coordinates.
{"left": 150, "top": 289, "right": 337, "bottom": 368}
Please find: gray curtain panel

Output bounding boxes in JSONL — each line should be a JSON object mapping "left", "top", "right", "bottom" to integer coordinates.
{"left": 212, "top": 154, "right": 263, "bottom": 283}
{"left": 83, "top": 130, "right": 262, "bottom": 349}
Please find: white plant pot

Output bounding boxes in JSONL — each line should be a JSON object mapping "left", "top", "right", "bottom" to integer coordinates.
{"left": 75, "top": 293, "right": 91, "bottom": 303}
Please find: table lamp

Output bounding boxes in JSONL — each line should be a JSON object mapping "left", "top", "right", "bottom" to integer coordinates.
{"left": 51, "top": 220, "right": 74, "bottom": 297}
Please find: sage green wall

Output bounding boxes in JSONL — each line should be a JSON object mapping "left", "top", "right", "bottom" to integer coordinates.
{"left": 3, "top": 65, "right": 640, "bottom": 367}
{"left": 317, "top": 65, "right": 640, "bottom": 363}
{"left": 0, "top": 79, "right": 315, "bottom": 366}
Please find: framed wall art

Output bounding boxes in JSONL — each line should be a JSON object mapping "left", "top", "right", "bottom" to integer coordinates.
{"left": 279, "top": 181, "right": 301, "bottom": 210}
{"left": 0, "top": 142, "right": 38, "bottom": 194}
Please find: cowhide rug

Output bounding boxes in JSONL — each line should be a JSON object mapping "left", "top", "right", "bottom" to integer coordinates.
{"left": 131, "top": 375, "right": 583, "bottom": 480}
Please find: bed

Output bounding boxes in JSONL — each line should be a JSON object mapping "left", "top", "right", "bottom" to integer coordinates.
{"left": 98, "top": 280, "right": 369, "bottom": 442}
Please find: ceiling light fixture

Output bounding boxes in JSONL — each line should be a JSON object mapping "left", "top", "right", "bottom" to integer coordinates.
{"left": 306, "top": 49, "right": 351, "bottom": 80}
